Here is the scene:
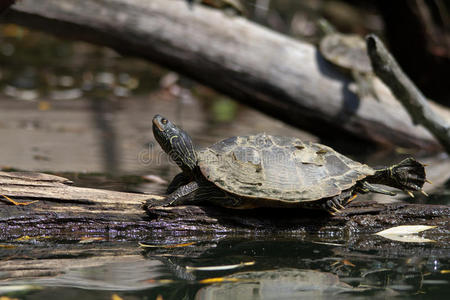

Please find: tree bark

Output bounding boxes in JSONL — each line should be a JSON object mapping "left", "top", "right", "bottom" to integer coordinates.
{"left": 2, "top": 0, "right": 447, "bottom": 150}
{"left": 367, "top": 34, "right": 450, "bottom": 153}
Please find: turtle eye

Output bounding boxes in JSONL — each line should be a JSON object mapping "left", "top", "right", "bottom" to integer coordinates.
{"left": 161, "top": 118, "right": 168, "bottom": 125}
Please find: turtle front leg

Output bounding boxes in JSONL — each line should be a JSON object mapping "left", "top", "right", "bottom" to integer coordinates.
{"left": 166, "top": 172, "right": 192, "bottom": 194}
{"left": 146, "top": 181, "right": 200, "bottom": 208}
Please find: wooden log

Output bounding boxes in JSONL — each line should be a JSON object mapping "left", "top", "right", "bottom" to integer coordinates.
{"left": 0, "top": 171, "right": 448, "bottom": 242}
{"left": 2, "top": 0, "right": 447, "bottom": 150}
{"left": 0, "top": 170, "right": 448, "bottom": 285}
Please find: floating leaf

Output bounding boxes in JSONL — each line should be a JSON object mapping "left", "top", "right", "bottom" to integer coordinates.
{"left": 138, "top": 241, "right": 196, "bottom": 248}
{"left": 79, "top": 237, "right": 105, "bottom": 243}
{"left": 199, "top": 277, "right": 240, "bottom": 284}
{"left": 375, "top": 225, "right": 437, "bottom": 243}
{"left": 330, "top": 259, "right": 355, "bottom": 267}
{"left": 186, "top": 261, "right": 255, "bottom": 272}
{"left": 14, "top": 235, "right": 50, "bottom": 242}
{"left": 0, "top": 285, "right": 42, "bottom": 294}
{"left": 376, "top": 225, "right": 436, "bottom": 236}
{"left": 145, "top": 279, "right": 174, "bottom": 284}
{"left": 15, "top": 235, "right": 32, "bottom": 241}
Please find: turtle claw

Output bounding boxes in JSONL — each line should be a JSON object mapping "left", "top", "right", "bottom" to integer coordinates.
{"left": 425, "top": 179, "right": 433, "bottom": 184}
{"left": 420, "top": 190, "right": 429, "bottom": 197}
{"left": 326, "top": 203, "right": 341, "bottom": 215}
{"left": 405, "top": 190, "right": 415, "bottom": 198}
{"left": 346, "top": 194, "right": 358, "bottom": 204}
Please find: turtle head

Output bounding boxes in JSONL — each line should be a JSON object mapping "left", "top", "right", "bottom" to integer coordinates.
{"left": 152, "top": 114, "right": 197, "bottom": 172}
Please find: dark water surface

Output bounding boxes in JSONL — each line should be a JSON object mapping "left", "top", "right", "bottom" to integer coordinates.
{"left": 1, "top": 235, "right": 449, "bottom": 299}
{"left": 1, "top": 3, "right": 450, "bottom": 299}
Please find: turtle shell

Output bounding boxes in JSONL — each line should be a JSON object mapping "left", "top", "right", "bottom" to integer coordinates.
{"left": 197, "top": 134, "right": 375, "bottom": 202}
{"left": 319, "top": 33, "right": 372, "bottom": 73}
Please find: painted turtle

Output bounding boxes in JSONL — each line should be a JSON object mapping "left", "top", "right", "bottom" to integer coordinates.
{"left": 149, "top": 115, "right": 427, "bottom": 213}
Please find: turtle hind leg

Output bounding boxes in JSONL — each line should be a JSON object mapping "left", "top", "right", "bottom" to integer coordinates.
{"left": 366, "top": 157, "right": 427, "bottom": 196}
{"left": 322, "top": 190, "right": 355, "bottom": 215}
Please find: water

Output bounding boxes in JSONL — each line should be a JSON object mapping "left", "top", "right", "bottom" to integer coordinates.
{"left": 0, "top": 3, "right": 449, "bottom": 299}
{"left": 1, "top": 236, "right": 449, "bottom": 299}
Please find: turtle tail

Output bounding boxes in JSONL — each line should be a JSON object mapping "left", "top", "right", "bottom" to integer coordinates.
{"left": 365, "top": 157, "right": 428, "bottom": 196}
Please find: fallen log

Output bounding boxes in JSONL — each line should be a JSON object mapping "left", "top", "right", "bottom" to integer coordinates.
{"left": 0, "top": 170, "right": 448, "bottom": 287}
{"left": 0, "top": 171, "right": 448, "bottom": 243}
{"left": 2, "top": 0, "right": 447, "bottom": 150}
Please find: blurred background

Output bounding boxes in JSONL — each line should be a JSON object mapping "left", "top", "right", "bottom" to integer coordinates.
{"left": 0, "top": 0, "right": 448, "bottom": 198}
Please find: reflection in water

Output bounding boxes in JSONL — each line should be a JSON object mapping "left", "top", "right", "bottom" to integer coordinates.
{"left": 138, "top": 238, "right": 449, "bottom": 299}
{"left": 2, "top": 236, "right": 448, "bottom": 299}
{"left": 196, "top": 269, "right": 363, "bottom": 300}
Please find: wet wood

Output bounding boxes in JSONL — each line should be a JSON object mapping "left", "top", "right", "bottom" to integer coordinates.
{"left": 3, "top": 0, "right": 448, "bottom": 150}
{"left": 0, "top": 171, "right": 448, "bottom": 241}
{"left": 145, "top": 200, "right": 450, "bottom": 235}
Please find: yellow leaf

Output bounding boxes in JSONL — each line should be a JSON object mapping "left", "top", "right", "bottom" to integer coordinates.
{"left": 38, "top": 101, "right": 51, "bottom": 111}
{"left": 199, "top": 277, "right": 239, "bottom": 284}
{"left": 79, "top": 237, "right": 105, "bottom": 243}
{"left": 0, "top": 296, "right": 19, "bottom": 300}
{"left": 111, "top": 294, "right": 123, "bottom": 300}
{"left": 15, "top": 236, "right": 32, "bottom": 241}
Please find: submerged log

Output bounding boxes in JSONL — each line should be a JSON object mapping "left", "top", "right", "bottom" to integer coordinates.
{"left": 0, "top": 171, "right": 448, "bottom": 242}
{"left": 2, "top": 0, "right": 448, "bottom": 150}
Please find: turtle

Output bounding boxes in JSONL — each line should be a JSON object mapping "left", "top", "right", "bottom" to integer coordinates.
{"left": 318, "top": 20, "right": 378, "bottom": 101}
{"left": 149, "top": 115, "right": 427, "bottom": 213}
{"left": 186, "top": 0, "right": 246, "bottom": 16}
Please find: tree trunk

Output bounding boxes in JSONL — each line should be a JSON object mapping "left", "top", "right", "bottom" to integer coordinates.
{"left": 2, "top": 0, "right": 448, "bottom": 150}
